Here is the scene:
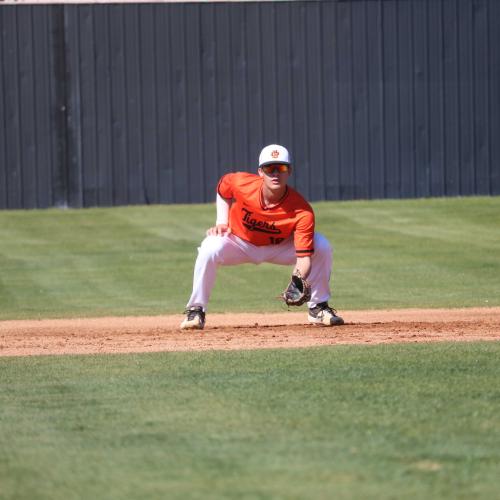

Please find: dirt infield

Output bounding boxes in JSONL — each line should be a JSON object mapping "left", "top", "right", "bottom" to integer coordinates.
{"left": 1, "top": 307, "right": 499, "bottom": 357}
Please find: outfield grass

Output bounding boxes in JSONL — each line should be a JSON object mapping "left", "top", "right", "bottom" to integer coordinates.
{"left": 1, "top": 343, "right": 499, "bottom": 500}
{"left": 1, "top": 199, "right": 499, "bottom": 500}
{"left": 0, "top": 196, "right": 499, "bottom": 320}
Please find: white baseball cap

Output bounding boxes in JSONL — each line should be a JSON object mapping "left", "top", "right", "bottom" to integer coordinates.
{"left": 258, "top": 144, "right": 292, "bottom": 167}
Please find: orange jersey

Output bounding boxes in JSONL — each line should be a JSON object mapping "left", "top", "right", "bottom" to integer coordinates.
{"left": 217, "top": 172, "right": 315, "bottom": 256}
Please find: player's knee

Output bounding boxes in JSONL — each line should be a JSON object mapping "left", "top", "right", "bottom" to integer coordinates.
{"left": 198, "top": 236, "right": 226, "bottom": 262}
{"left": 314, "top": 233, "right": 333, "bottom": 258}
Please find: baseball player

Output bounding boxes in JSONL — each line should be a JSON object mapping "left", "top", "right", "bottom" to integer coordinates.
{"left": 180, "top": 144, "right": 344, "bottom": 330}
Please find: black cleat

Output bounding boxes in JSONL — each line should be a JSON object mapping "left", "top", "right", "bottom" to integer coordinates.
{"left": 308, "top": 302, "right": 344, "bottom": 326}
{"left": 180, "top": 306, "right": 206, "bottom": 330}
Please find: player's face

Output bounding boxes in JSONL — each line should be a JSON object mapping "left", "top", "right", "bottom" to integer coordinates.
{"left": 259, "top": 164, "right": 291, "bottom": 190}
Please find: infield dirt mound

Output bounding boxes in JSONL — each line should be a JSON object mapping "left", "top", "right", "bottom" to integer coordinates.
{"left": 1, "top": 307, "right": 499, "bottom": 357}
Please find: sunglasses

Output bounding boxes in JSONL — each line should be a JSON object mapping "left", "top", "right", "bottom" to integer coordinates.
{"left": 261, "top": 164, "right": 290, "bottom": 175}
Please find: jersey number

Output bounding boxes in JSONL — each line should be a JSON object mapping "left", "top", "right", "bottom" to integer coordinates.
{"left": 269, "top": 237, "right": 285, "bottom": 245}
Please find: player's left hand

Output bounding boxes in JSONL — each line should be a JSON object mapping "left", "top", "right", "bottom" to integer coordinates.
{"left": 281, "top": 271, "right": 311, "bottom": 306}
{"left": 206, "top": 224, "right": 232, "bottom": 237}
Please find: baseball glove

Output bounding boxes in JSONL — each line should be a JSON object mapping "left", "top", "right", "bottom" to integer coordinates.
{"left": 281, "top": 271, "right": 311, "bottom": 307}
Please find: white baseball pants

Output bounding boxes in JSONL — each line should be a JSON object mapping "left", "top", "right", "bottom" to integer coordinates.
{"left": 186, "top": 232, "right": 334, "bottom": 311}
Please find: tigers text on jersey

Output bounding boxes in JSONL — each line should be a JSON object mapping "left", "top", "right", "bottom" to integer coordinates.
{"left": 217, "top": 172, "right": 315, "bottom": 256}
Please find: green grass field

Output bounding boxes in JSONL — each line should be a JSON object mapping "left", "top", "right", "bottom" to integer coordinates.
{"left": 0, "top": 196, "right": 499, "bottom": 320}
{"left": 1, "top": 197, "right": 500, "bottom": 499}
{"left": 1, "top": 343, "right": 500, "bottom": 500}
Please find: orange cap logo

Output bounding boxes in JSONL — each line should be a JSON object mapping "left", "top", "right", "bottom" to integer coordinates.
{"left": 271, "top": 150, "right": 280, "bottom": 158}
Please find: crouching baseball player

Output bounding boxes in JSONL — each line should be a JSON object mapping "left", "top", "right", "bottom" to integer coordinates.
{"left": 180, "top": 144, "right": 344, "bottom": 330}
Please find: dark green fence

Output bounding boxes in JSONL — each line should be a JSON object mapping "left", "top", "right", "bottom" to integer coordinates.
{"left": 1, "top": 0, "right": 499, "bottom": 208}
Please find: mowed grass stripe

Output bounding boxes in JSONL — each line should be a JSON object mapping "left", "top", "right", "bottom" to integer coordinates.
{"left": 318, "top": 197, "right": 500, "bottom": 310}
{"left": 0, "top": 196, "right": 499, "bottom": 320}
{"left": 1, "top": 342, "right": 499, "bottom": 499}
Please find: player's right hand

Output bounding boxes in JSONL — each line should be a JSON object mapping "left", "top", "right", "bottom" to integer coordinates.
{"left": 206, "top": 224, "right": 232, "bottom": 237}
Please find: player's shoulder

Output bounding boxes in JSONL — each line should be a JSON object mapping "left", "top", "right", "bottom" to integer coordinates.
{"left": 286, "top": 186, "right": 314, "bottom": 213}
{"left": 218, "top": 171, "right": 260, "bottom": 199}
{"left": 227, "top": 171, "right": 259, "bottom": 182}
{"left": 220, "top": 171, "right": 260, "bottom": 188}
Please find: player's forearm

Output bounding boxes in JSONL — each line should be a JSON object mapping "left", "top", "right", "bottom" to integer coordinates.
{"left": 216, "top": 193, "right": 232, "bottom": 225}
{"left": 294, "top": 256, "right": 311, "bottom": 279}
{"left": 206, "top": 193, "right": 233, "bottom": 236}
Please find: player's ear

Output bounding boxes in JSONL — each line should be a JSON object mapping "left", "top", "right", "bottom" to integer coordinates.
{"left": 258, "top": 167, "right": 264, "bottom": 178}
